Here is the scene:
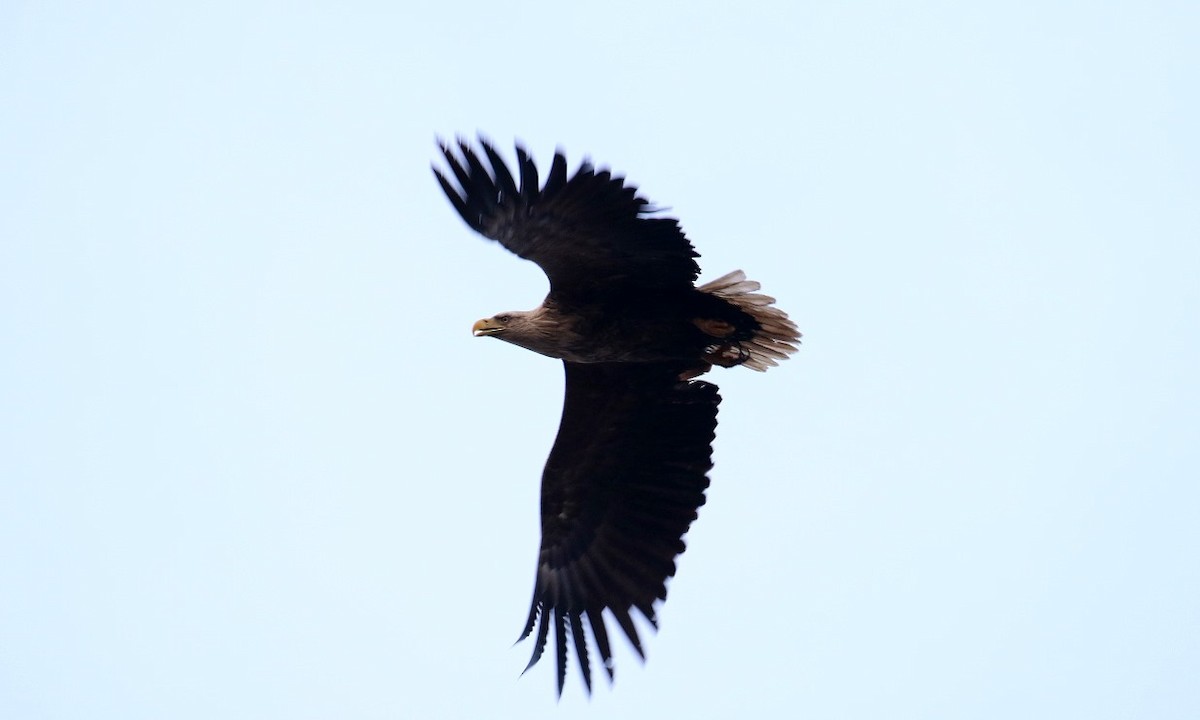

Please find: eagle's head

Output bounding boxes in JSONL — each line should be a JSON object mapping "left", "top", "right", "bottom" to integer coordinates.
{"left": 472, "top": 308, "right": 570, "bottom": 360}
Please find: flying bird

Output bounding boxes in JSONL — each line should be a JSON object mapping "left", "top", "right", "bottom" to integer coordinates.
{"left": 433, "top": 138, "right": 800, "bottom": 696}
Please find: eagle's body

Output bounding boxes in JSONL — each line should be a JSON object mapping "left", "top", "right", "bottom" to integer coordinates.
{"left": 434, "top": 139, "right": 800, "bottom": 695}
{"left": 474, "top": 285, "right": 762, "bottom": 367}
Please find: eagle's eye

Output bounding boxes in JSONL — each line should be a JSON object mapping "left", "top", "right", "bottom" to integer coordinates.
{"left": 497, "top": 314, "right": 511, "bottom": 323}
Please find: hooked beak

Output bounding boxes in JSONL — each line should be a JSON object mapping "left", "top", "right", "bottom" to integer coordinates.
{"left": 472, "top": 318, "right": 504, "bottom": 337}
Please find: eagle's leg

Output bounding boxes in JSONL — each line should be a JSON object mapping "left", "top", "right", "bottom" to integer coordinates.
{"left": 698, "top": 341, "right": 751, "bottom": 371}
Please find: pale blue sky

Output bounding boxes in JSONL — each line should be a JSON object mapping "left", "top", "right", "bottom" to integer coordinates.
{"left": 2, "top": 2, "right": 1198, "bottom": 718}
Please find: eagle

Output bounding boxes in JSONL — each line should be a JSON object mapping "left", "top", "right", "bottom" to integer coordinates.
{"left": 433, "top": 138, "right": 800, "bottom": 696}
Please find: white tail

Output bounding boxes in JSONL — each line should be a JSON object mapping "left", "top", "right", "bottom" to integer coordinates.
{"left": 698, "top": 270, "right": 801, "bottom": 371}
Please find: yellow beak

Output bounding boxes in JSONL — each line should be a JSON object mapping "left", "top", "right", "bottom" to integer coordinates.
{"left": 472, "top": 318, "right": 503, "bottom": 337}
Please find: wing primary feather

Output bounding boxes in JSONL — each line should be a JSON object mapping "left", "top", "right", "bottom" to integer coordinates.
{"left": 480, "top": 140, "right": 518, "bottom": 200}
{"left": 543, "top": 151, "right": 568, "bottom": 195}
{"left": 439, "top": 144, "right": 472, "bottom": 196}
{"left": 610, "top": 606, "right": 645, "bottom": 660}
{"left": 586, "top": 610, "right": 616, "bottom": 683}
{"left": 516, "top": 145, "right": 538, "bottom": 202}
{"left": 635, "top": 601, "right": 659, "bottom": 629}
{"left": 554, "top": 607, "right": 569, "bottom": 697}
{"left": 569, "top": 612, "right": 593, "bottom": 694}
{"left": 431, "top": 169, "right": 469, "bottom": 225}
{"left": 521, "top": 603, "right": 551, "bottom": 675}
{"left": 459, "top": 141, "right": 494, "bottom": 199}
{"left": 517, "top": 595, "right": 540, "bottom": 642}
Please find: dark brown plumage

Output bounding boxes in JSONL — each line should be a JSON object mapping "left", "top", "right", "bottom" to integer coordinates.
{"left": 433, "top": 138, "right": 799, "bottom": 695}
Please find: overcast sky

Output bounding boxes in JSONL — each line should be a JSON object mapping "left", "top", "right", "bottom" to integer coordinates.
{"left": 2, "top": 2, "right": 1198, "bottom": 718}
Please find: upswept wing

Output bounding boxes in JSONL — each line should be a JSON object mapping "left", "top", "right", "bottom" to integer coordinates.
{"left": 519, "top": 361, "right": 719, "bottom": 695}
{"left": 433, "top": 139, "right": 702, "bottom": 295}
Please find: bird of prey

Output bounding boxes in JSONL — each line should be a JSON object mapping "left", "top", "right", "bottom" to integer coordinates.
{"left": 433, "top": 138, "right": 800, "bottom": 695}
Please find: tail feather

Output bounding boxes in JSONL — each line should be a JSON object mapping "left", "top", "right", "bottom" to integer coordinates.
{"left": 698, "top": 270, "right": 801, "bottom": 372}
